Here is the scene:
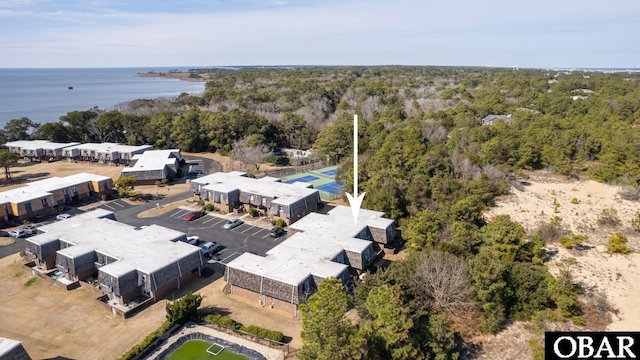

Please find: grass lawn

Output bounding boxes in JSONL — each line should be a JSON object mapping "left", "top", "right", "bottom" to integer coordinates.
{"left": 166, "top": 340, "right": 248, "bottom": 360}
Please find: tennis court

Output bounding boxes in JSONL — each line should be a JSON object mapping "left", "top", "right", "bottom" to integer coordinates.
{"left": 284, "top": 175, "right": 320, "bottom": 184}
{"left": 317, "top": 182, "right": 345, "bottom": 194}
{"left": 280, "top": 166, "right": 343, "bottom": 200}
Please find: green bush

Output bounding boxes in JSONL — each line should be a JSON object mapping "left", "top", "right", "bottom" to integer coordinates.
{"left": 202, "top": 204, "right": 216, "bottom": 212}
{"left": 248, "top": 207, "right": 259, "bottom": 217}
{"left": 570, "top": 197, "right": 580, "bottom": 204}
{"left": 240, "top": 325, "right": 284, "bottom": 342}
{"left": 607, "top": 232, "right": 631, "bottom": 254}
{"left": 197, "top": 199, "right": 205, "bottom": 206}
{"left": 247, "top": 173, "right": 256, "bottom": 178}
{"left": 559, "top": 232, "right": 588, "bottom": 249}
{"left": 597, "top": 208, "right": 621, "bottom": 226}
{"left": 529, "top": 339, "right": 545, "bottom": 360}
{"left": 166, "top": 292, "right": 203, "bottom": 324}
{"left": 24, "top": 278, "right": 37, "bottom": 287}
{"left": 155, "top": 180, "right": 163, "bottom": 187}
{"left": 19, "top": 250, "right": 25, "bottom": 257}
{"left": 204, "top": 314, "right": 242, "bottom": 330}
{"left": 274, "top": 219, "right": 286, "bottom": 228}
{"left": 571, "top": 316, "right": 586, "bottom": 326}
{"left": 631, "top": 212, "right": 640, "bottom": 232}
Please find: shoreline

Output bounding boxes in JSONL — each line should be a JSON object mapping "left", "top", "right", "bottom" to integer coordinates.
{"left": 137, "top": 71, "right": 209, "bottom": 82}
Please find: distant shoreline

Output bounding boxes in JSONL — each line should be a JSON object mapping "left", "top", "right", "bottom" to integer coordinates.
{"left": 136, "top": 71, "right": 208, "bottom": 82}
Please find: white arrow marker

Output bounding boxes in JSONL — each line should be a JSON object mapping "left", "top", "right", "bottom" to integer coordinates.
{"left": 345, "top": 114, "right": 365, "bottom": 226}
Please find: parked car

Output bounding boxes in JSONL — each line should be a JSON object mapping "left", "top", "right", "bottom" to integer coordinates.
{"left": 185, "top": 211, "right": 205, "bottom": 221}
{"left": 8, "top": 229, "right": 27, "bottom": 238}
{"left": 186, "top": 236, "right": 200, "bottom": 245}
{"left": 56, "top": 213, "right": 72, "bottom": 221}
{"left": 269, "top": 227, "right": 285, "bottom": 238}
{"left": 19, "top": 225, "right": 37, "bottom": 235}
{"left": 223, "top": 218, "right": 243, "bottom": 230}
{"left": 201, "top": 241, "right": 220, "bottom": 257}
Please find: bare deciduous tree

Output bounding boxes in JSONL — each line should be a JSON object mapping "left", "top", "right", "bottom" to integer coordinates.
{"left": 231, "top": 137, "right": 272, "bottom": 173}
{"left": 413, "top": 251, "right": 475, "bottom": 314}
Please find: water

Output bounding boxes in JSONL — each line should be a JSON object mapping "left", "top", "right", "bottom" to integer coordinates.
{"left": 0, "top": 67, "right": 206, "bottom": 127}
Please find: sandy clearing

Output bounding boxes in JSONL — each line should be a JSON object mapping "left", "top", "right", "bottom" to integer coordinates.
{"left": 485, "top": 171, "right": 640, "bottom": 332}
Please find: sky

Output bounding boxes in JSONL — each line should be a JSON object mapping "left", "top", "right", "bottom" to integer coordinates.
{"left": 0, "top": 0, "right": 639, "bottom": 69}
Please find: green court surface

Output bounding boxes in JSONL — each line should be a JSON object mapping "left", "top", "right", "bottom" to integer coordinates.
{"left": 166, "top": 340, "right": 248, "bottom": 360}
{"left": 280, "top": 166, "right": 345, "bottom": 200}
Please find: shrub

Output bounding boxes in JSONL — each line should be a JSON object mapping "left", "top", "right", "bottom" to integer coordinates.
{"left": 631, "top": 212, "right": 640, "bottom": 232}
{"left": 534, "top": 216, "right": 564, "bottom": 242}
{"left": 24, "top": 278, "right": 37, "bottom": 287}
{"left": 571, "top": 316, "right": 586, "bottom": 326}
{"left": 607, "top": 232, "right": 631, "bottom": 254}
{"left": 203, "top": 204, "right": 216, "bottom": 212}
{"left": 570, "top": 197, "right": 580, "bottom": 204}
{"left": 240, "top": 325, "right": 284, "bottom": 342}
{"left": 248, "top": 207, "right": 259, "bottom": 217}
{"left": 529, "top": 339, "right": 545, "bottom": 360}
{"left": 247, "top": 173, "right": 256, "bottom": 178}
{"left": 597, "top": 208, "right": 621, "bottom": 226}
{"left": 197, "top": 199, "right": 205, "bottom": 206}
{"left": 559, "top": 232, "right": 588, "bottom": 249}
{"left": 204, "top": 314, "right": 242, "bottom": 330}
{"left": 618, "top": 186, "right": 639, "bottom": 201}
{"left": 274, "top": 219, "right": 286, "bottom": 228}
{"left": 155, "top": 180, "right": 163, "bottom": 187}
{"left": 165, "top": 292, "right": 203, "bottom": 324}
{"left": 270, "top": 220, "right": 276, "bottom": 225}
{"left": 19, "top": 250, "right": 25, "bottom": 257}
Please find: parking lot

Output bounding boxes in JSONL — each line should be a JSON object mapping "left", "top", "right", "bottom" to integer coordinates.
{"left": 94, "top": 199, "right": 135, "bottom": 212}
{"left": 112, "top": 204, "right": 290, "bottom": 265}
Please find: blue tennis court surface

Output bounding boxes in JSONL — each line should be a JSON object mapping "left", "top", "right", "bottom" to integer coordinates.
{"left": 284, "top": 175, "right": 320, "bottom": 184}
{"left": 321, "top": 169, "right": 337, "bottom": 176}
{"left": 317, "top": 182, "right": 345, "bottom": 195}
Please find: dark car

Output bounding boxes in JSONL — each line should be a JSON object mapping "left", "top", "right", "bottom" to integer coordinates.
{"left": 185, "top": 211, "right": 205, "bottom": 221}
{"left": 269, "top": 227, "right": 285, "bottom": 238}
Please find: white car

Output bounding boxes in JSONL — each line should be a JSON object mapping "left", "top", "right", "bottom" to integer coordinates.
{"left": 201, "top": 242, "right": 221, "bottom": 257}
{"left": 8, "top": 229, "right": 27, "bottom": 238}
{"left": 56, "top": 213, "right": 72, "bottom": 221}
{"left": 186, "top": 236, "right": 200, "bottom": 245}
{"left": 223, "top": 219, "right": 243, "bottom": 230}
{"left": 19, "top": 225, "right": 37, "bottom": 235}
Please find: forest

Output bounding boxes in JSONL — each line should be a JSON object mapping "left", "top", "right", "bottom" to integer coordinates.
{"left": 2, "top": 66, "right": 640, "bottom": 359}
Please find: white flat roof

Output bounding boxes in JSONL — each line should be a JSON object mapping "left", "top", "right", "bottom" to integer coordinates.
{"left": 193, "top": 172, "right": 318, "bottom": 206}
{"left": 0, "top": 337, "right": 22, "bottom": 356}
{"left": 290, "top": 205, "right": 394, "bottom": 233}
{"left": 0, "top": 186, "right": 53, "bottom": 205}
{"left": 121, "top": 150, "right": 179, "bottom": 173}
{"left": 65, "top": 142, "right": 153, "bottom": 154}
{"left": 227, "top": 205, "right": 390, "bottom": 286}
{"left": 0, "top": 173, "right": 111, "bottom": 205}
{"left": 4, "top": 140, "right": 79, "bottom": 150}
{"left": 29, "top": 209, "right": 199, "bottom": 276}
{"left": 26, "top": 172, "right": 111, "bottom": 191}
